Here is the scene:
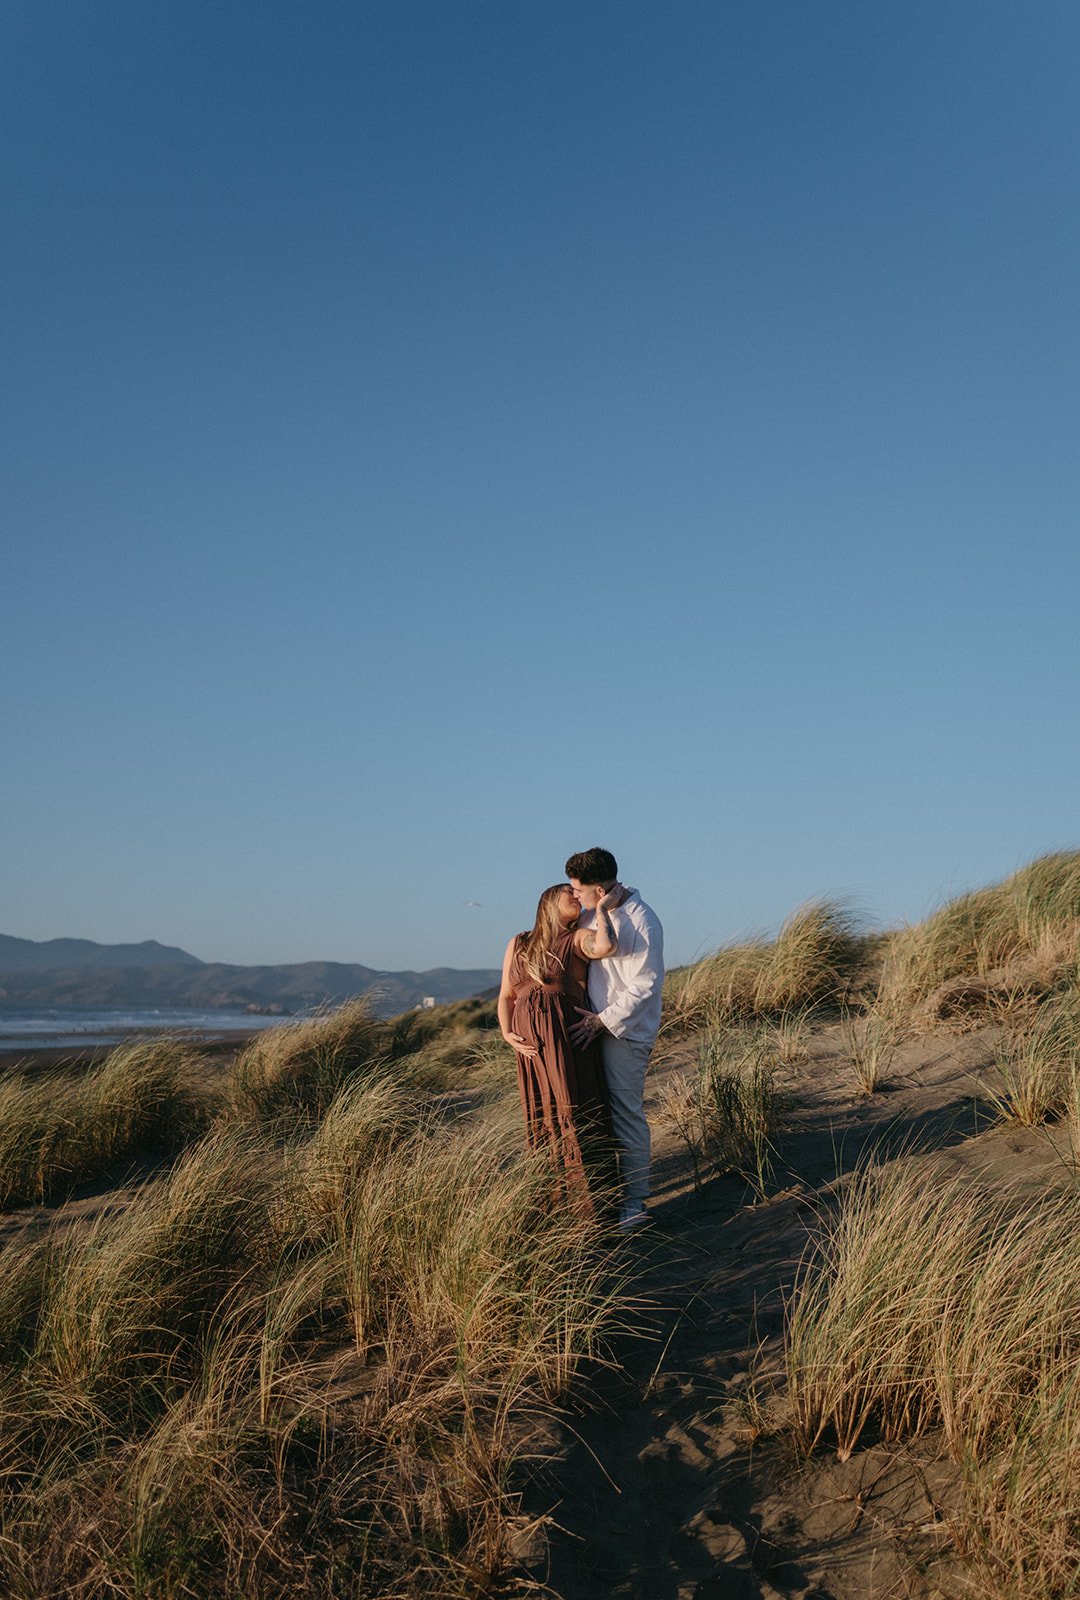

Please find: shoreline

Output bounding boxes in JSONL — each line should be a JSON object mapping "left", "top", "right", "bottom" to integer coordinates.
{"left": 0, "top": 1031, "right": 261, "bottom": 1073}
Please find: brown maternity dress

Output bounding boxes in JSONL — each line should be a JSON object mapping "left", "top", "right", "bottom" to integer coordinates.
{"left": 508, "top": 927, "right": 612, "bottom": 1217}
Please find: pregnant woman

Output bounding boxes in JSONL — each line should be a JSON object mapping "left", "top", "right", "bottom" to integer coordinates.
{"left": 497, "top": 881, "right": 620, "bottom": 1216}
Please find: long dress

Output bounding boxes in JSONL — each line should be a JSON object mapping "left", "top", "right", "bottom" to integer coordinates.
{"left": 509, "top": 927, "right": 612, "bottom": 1217}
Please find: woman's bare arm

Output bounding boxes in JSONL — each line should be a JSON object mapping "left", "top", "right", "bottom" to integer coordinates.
{"left": 498, "top": 935, "right": 536, "bottom": 1055}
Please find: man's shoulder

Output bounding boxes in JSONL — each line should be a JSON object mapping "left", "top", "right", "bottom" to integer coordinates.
{"left": 620, "top": 890, "right": 663, "bottom": 934}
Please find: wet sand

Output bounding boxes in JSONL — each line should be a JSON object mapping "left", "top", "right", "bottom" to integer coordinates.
{"left": 0, "top": 1032, "right": 259, "bottom": 1074}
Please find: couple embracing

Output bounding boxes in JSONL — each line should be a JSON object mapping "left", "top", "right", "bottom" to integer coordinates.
{"left": 497, "top": 847, "right": 664, "bottom": 1230}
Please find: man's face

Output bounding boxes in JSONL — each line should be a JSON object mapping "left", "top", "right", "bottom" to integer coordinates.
{"left": 569, "top": 877, "right": 605, "bottom": 911}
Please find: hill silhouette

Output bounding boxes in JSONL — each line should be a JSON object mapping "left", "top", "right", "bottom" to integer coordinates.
{"left": 0, "top": 934, "right": 201, "bottom": 972}
{"left": 0, "top": 935, "right": 499, "bottom": 1016}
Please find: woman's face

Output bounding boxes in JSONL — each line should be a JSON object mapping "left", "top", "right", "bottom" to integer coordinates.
{"left": 557, "top": 886, "right": 580, "bottom": 924}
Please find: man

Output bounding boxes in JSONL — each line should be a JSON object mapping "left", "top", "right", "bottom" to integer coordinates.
{"left": 566, "top": 847, "right": 664, "bottom": 1230}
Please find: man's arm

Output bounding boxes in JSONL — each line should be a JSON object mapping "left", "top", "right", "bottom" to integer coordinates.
{"left": 570, "top": 907, "right": 664, "bottom": 1045}
{"left": 594, "top": 919, "right": 663, "bottom": 1038}
{"left": 575, "top": 885, "right": 622, "bottom": 960}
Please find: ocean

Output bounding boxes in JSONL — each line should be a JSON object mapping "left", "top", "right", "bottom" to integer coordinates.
{"left": 0, "top": 1007, "right": 295, "bottom": 1053}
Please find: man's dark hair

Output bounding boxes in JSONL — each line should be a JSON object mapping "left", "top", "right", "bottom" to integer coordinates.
{"left": 565, "top": 847, "right": 618, "bottom": 885}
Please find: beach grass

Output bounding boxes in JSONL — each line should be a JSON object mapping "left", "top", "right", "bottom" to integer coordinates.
{"left": 767, "top": 1002, "right": 817, "bottom": 1066}
{"left": 878, "top": 849, "right": 1080, "bottom": 1023}
{"left": 661, "top": 1026, "right": 786, "bottom": 1197}
{"left": 663, "top": 900, "right": 861, "bottom": 1033}
{"left": 838, "top": 1006, "right": 902, "bottom": 1095}
{"left": 16, "top": 854, "right": 1080, "bottom": 1594}
{"left": 0, "top": 1062, "right": 623, "bottom": 1598}
{"left": 0, "top": 997, "right": 511, "bottom": 1213}
{"left": 0, "top": 1036, "right": 214, "bottom": 1207}
{"left": 785, "top": 1155, "right": 1080, "bottom": 1596}
{"left": 984, "top": 991, "right": 1080, "bottom": 1127}
{"left": 224, "top": 996, "right": 392, "bottom": 1126}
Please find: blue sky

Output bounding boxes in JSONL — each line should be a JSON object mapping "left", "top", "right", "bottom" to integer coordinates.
{"left": 4, "top": 2, "right": 1079, "bottom": 972}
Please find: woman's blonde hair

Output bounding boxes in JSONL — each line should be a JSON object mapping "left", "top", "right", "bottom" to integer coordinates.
{"left": 517, "top": 884, "right": 576, "bottom": 984}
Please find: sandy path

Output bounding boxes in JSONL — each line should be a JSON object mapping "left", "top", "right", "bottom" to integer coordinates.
{"left": 521, "top": 1024, "right": 1068, "bottom": 1599}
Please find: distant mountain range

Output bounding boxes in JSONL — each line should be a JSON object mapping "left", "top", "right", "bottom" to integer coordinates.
{"left": 0, "top": 934, "right": 500, "bottom": 1017}
{"left": 0, "top": 935, "right": 201, "bottom": 973}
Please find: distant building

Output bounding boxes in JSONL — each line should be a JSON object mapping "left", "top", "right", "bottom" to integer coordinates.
{"left": 420, "top": 996, "right": 436, "bottom": 1009}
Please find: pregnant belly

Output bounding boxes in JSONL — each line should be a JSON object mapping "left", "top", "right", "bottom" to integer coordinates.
{"left": 514, "top": 986, "right": 573, "bottom": 1050}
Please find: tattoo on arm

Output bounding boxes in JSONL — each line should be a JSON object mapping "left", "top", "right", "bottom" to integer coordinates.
{"left": 582, "top": 931, "right": 597, "bottom": 956}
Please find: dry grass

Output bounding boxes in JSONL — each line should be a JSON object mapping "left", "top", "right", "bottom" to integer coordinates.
{"left": 767, "top": 1003, "right": 817, "bottom": 1066}
{"left": 664, "top": 901, "right": 860, "bottom": 1034}
{"left": 879, "top": 850, "right": 1080, "bottom": 1023}
{"left": 398, "top": 1023, "right": 517, "bottom": 1096}
{"left": 961, "top": 1361, "right": 1080, "bottom": 1600}
{"left": 291, "top": 1071, "right": 423, "bottom": 1223}
{"left": 0, "top": 1002, "right": 424, "bottom": 1211}
{"left": 330, "top": 1118, "right": 617, "bottom": 1397}
{"left": 389, "top": 994, "right": 499, "bottom": 1053}
{"left": 838, "top": 1008, "right": 902, "bottom": 1095}
{"left": 381, "top": 996, "right": 505, "bottom": 1092}
{"left": 225, "top": 997, "right": 392, "bottom": 1125}
{"left": 34, "top": 1131, "right": 277, "bottom": 1411}
{"left": 1069, "top": 1048, "right": 1080, "bottom": 1134}
{"left": 0, "top": 1064, "right": 624, "bottom": 1598}
{"left": 0, "top": 1037, "right": 214, "bottom": 1207}
{"left": 984, "top": 993, "right": 1080, "bottom": 1127}
{"left": 225, "top": 996, "right": 508, "bottom": 1124}
{"left": 786, "top": 1156, "right": 1080, "bottom": 1597}
{"left": 661, "top": 1027, "right": 787, "bottom": 1197}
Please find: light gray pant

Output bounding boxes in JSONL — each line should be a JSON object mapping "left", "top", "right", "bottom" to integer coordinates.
{"left": 600, "top": 1034, "right": 654, "bottom": 1202}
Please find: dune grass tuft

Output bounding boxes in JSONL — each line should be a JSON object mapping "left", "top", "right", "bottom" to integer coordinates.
{"left": 985, "top": 992, "right": 1080, "bottom": 1127}
{"left": 35, "top": 1130, "right": 278, "bottom": 1415}
{"left": 664, "top": 901, "right": 860, "bottom": 1034}
{"left": 662, "top": 1027, "right": 787, "bottom": 1197}
{"left": 879, "top": 850, "right": 1080, "bottom": 1023}
{"left": 960, "top": 1361, "right": 1080, "bottom": 1600}
{"left": 0, "top": 1037, "right": 214, "bottom": 1208}
{"left": 225, "top": 997, "right": 391, "bottom": 1126}
{"left": 786, "top": 1155, "right": 1080, "bottom": 1597}
{"left": 839, "top": 1007, "right": 902, "bottom": 1095}
{"left": 767, "top": 1003, "right": 817, "bottom": 1066}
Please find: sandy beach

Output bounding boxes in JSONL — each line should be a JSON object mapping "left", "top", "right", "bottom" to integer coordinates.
{"left": 2, "top": 1008, "right": 1067, "bottom": 1595}
{"left": 3, "top": 850, "right": 1080, "bottom": 1598}
{"left": 0, "top": 1031, "right": 260, "bottom": 1075}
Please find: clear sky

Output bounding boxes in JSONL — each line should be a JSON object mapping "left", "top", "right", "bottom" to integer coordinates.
{"left": 4, "top": 1, "right": 1079, "bottom": 973}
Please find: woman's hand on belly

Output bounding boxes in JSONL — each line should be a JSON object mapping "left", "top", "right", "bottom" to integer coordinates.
{"left": 502, "top": 1028, "right": 538, "bottom": 1057}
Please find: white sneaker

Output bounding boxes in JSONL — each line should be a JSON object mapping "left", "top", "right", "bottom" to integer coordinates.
{"left": 618, "top": 1201, "right": 649, "bottom": 1231}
